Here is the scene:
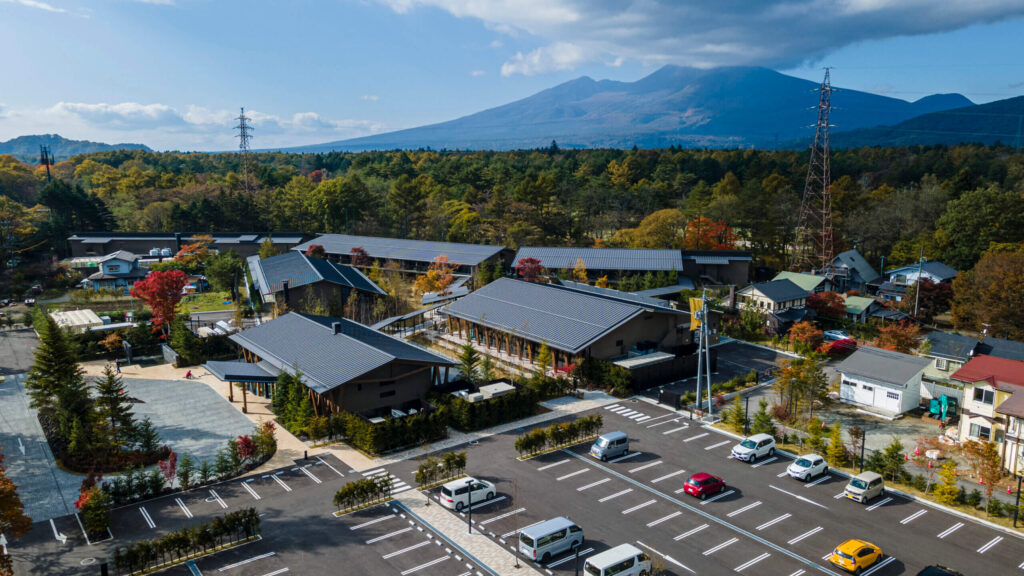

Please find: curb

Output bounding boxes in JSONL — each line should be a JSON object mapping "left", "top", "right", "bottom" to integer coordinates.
{"left": 393, "top": 499, "right": 502, "bottom": 576}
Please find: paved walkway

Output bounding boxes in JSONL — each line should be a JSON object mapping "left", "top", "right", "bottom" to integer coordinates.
{"left": 395, "top": 488, "right": 543, "bottom": 576}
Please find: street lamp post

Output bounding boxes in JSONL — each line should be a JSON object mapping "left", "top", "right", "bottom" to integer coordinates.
{"left": 465, "top": 479, "right": 474, "bottom": 535}
{"left": 1015, "top": 474, "right": 1023, "bottom": 528}
{"left": 860, "top": 432, "right": 867, "bottom": 473}
{"left": 744, "top": 395, "right": 750, "bottom": 435}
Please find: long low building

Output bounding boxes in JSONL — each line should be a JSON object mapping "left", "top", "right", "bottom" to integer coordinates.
{"left": 293, "top": 234, "right": 508, "bottom": 275}
{"left": 209, "top": 312, "right": 456, "bottom": 418}
{"left": 512, "top": 246, "right": 683, "bottom": 283}
{"left": 68, "top": 232, "right": 309, "bottom": 259}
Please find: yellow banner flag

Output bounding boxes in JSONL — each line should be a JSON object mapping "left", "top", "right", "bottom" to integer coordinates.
{"left": 689, "top": 297, "right": 703, "bottom": 331}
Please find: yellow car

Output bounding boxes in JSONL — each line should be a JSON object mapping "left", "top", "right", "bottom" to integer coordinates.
{"left": 829, "top": 539, "right": 882, "bottom": 574}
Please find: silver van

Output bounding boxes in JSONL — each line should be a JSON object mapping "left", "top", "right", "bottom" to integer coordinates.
{"left": 518, "top": 516, "right": 584, "bottom": 563}
{"left": 583, "top": 543, "right": 652, "bottom": 576}
{"left": 591, "top": 431, "right": 629, "bottom": 461}
{"left": 845, "top": 471, "right": 885, "bottom": 503}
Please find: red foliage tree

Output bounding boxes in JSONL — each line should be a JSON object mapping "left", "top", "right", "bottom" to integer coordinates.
{"left": 789, "top": 321, "right": 824, "bottom": 350}
{"left": 807, "top": 291, "right": 846, "bottom": 318}
{"left": 682, "top": 217, "right": 738, "bottom": 250}
{"left": 158, "top": 450, "right": 177, "bottom": 483}
{"left": 236, "top": 434, "right": 256, "bottom": 462}
{"left": 514, "top": 257, "right": 543, "bottom": 282}
{"left": 900, "top": 279, "right": 954, "bottom": 323}
{"left": 309, "top": 169, "right": 324, "bottom": 183}
{"left": 305, "top": 244, "right": 326, "bottom": 259}
{"left": 874, "top": 320, "right": 921, "bottom": 353}
{"left": 350, "top": 246, "right": 371, "bottom": 267}
{"left": 130, "top": 269, "right": 188, "bottom": 335}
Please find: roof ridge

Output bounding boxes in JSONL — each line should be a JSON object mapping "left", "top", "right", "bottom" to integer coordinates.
{"left": 293, "top": 312, "right": 398, "bottom": 363}
{"left": 301, "top": 252, "right": 326, "bottom": 283}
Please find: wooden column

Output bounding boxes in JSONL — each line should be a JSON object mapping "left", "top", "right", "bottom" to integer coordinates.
{"left": 309, "top": 387, "right": 320, "bottom": 417}
{"left": 241, "top": 383, "right": 248, "bottom": 414}
{"left": 443, "top": 366, "right": 450, "bottom": 385}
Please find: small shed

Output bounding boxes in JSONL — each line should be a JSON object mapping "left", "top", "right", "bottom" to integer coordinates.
{"left": 50, "top": 309, "right": 103, "bottom": 334}
{"left": 836, "top": 346, "right": 930, "bottom": 416}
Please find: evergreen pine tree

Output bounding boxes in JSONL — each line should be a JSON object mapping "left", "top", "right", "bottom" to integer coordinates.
{"left": 286, "top": 380, "right": 306, "bottom": 430}
{"left": 750, "top": 400, "right": 775, "bottom": 437}
{"left": 94, "top": 366, "right": 135, "bottom": 449}
{"left": 825, "top": 423, "right": 846, "bottom": 466}
{"left": 295, "top": 394, "right": 315, "bottom": 433}
{"left": 271, "top": 373, "right": 292, "bottom": 416}
{"left": 25, "top": 313, "right": 91, "bottom": 441}
{"left": 133, "top": 417, "right": 161, "bottom": 456}
{"left": 457, "top": 342, "right": 480, "bottom": 384}
{"left": 178, "top": 453, "right": 195, "bottom": 490}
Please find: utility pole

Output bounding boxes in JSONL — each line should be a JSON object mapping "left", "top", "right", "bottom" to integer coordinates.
{"left": 235, "top": 107, "right": 254, "bottom": 193}
{"left": 792, "top": 68, "right": 835, "bottom": 274}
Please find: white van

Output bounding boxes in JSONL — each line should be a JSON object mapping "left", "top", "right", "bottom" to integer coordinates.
{"left": 518, "top": 517, "right": 584, "bottom": 563}
{"left": 583, "top": 543, "right": 652, "bottom": 576}
{"left": 438, "top": 476, "right": 496, "bottom": 511}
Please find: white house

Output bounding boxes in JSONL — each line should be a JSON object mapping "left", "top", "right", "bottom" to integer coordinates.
{"left": 836, "top": 346, "right": 930, "bottom": 416}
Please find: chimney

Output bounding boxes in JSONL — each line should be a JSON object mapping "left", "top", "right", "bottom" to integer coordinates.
{"left": 332, "top": 321, "right": 342, "bottom": 335}
{"left": 174, "top": 232, "right": 182, "bottom": 253}
{"left": 282, "top": 280, "right": 290, "bottom": 303}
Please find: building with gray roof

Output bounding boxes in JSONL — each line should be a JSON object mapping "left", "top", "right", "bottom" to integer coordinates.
{"left": 829, "top": 249, "right": 880, "bottom": 293}
{"left": 292, "top": 234, "right": 507, "bottom": 274}
{"left": 68, "top": 232, "right": 308, "bottom": 259}
{"left": 886, "top": 260, "right": 958, "bottom": 286}
{"left": 218, "top": 312, "right": 455, "bottom": 417}
{"left": 247, "top": 252, "right": 385, "bottom": 322}
{"left": 837, "top": 346, "right": 930, "bottom": 416}
{"left": 512, "top": 247, "right": 682, "bottom": 283}
{"left": 680, "top": 250, "right": 752, "bottom": 285}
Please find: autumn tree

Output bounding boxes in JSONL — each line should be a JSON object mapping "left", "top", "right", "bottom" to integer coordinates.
{"left": 572, "top": 257, "right": 588, "bottom": 284}
{"left": 682, "top": 217, "right": 738, "bottom": 250}
{"left": 0, "top": 453, "right": 32, "bottom": 575}
{"left": 130, "top": 269, "right": 188, "bottom": 336}
{"left": 349, "top": 246, "right": 371, "bottom": 267}
{"left": 595, "top": 275, "right": 609, "bottom": 288}
{"left": 963, "top": 440, "right": 1005, "bottom": 513}
{"left": 514, "top": 257, "right": 543, "bottom": 282}
{"left": 536, "top": 343, "right": 553, "bottom": 375}
{"left": 174, "top": 234, "right": 214, "bottom": 269}
{"left": 874, "top": 321, "right": 920, "bottom": 353}
{"left": 413, "top": 255, "right": 457, "bottom": 295}
{"left": 99, "top": 331, "right": 123, "bottom": 355}
{"left": 951, "top": 244, "right": 1024, "bottom": 340}
{"left": 772, "top": 356, "right": 828, "bottom": 419}
{"left": 610, "top": 209, "right": 686, "bottom": 249}
{"left": 788, "top": 321, "right": 824, "bottom": 351}
{"left": 898, "top": 279, "right": 953, "bottom": 323}
{"left": 806, "top": 291, "right": 845, "bottom": 318}
{"left": 305, "top": 244, "right": 326, "bottom": 259}
{"left": 258, "top": 238, "right": 280, "bottom": 259}
{"left": 0, "top": 195, "right": 37, "bottom": 271}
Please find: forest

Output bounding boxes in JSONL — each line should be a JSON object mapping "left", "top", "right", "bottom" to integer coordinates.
{"left": 1, "top": 143, "right": 1023, "bottom": 278}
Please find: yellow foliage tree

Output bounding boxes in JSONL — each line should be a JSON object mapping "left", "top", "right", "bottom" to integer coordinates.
{"left": 413, "top": 255, "right": 457, "bottom": 295}
{"left": 572, "top": 258, "right": 588, "bottom": 284}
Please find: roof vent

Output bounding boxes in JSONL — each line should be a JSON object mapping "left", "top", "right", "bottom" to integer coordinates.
{"left": 332, "top": 321, "right": 342, "bottom": 335}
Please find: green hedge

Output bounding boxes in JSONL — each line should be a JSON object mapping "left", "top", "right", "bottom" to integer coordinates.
{"left": 438, "top": 388, "right": 539, "bottom": 432}
{"left": 330, "top": 410, "right": 449, "bottom": 455}
{"left": 333, "top": 476, "right": 393, "bottom": 511}
{"left": 515, "top": 414, "right": 603, "bottom": 457}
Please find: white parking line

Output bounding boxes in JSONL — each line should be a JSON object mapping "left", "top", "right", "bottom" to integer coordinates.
{"left": 861, "top": 557, "right": 895, "bottom": 576}
{"left": 599, "top": 489, "right": 633, "bottom": 502}
{"left": 900, "top": 510, "right": 926, "bottom": 524}
{"left": 777, "top": 470, "right": 789, "bottom": 477}
{"left": 501, "top": 520, "right": 543, "bottom": 539}
{"left": 651, "top": 470, "right": 687, "bottom": 483}
{"left": 699, "top": 489, "right": 734, "bottom": 505}
{"left": 663, "top": 426, "right": 689, "bottom": 435}
{"left": 937, "top": 522, "right": 963, "bottom": 539}
{"left": 621, "top": 500, "right": 657, "bottom": 514}
{"left": 316, "top": 456, "right": 344, "bottom": 477}
{"left": 727, "top": 501, "right": 761, "bottom": 517}
{"left": 703, "top": 538, "right": 738, "bottom": 555}
{"left": 705, "top": 440, "right": 731, "bottom": 451}
{"left": 788, "top": 570, "right": 805, "bottom": 576}
{"left": 241, "top": 481, "right": 261, "bottom": 500}
{"left": 557, "top": 468, "right": 590, "bottom": 481}
{"left": 217, "top": 551, "right": 276, "bottom": 571}
{"left": 756, "top": 513, "right": 790, "bottom": 530}
{"left": 175, "top": 497, "right": 193, "bottom": 518}
{"left": 467, "top": 496, "right": 506, "bottom": 511}
{"left": 735, "top": 553, "right": 771, "bottom": 572}
{"left": 865, "top": 497, "right": 892, "bottom": 511}
{"left": 833, "top": 491, "right": 847, "bottom": 499}
{"left": 787, "top": 526, "right": 822, "bottom": 545}
{"left": 260, "top": 569, "right": 289, "bottom": 576}
{"left": 272, "top": 474, "right": 292, "bottom": 492}
{"left": 367, "top": 527, "right": 413, "bottom": 544}
{"left": 647, "top": 511, "right": 681, "bottom": 527}
{"left": 401, "top": 555, "right": 450, "bottom": 574}
{"left": 299, "top": 466, "right": 322, "bottom": 484}
{"left": 548, "top": 548, "right": 594, "bottom": 568}
{"left": 350, "top": 515, "right": 396, "bottom": 530}
{"left": 674, "top": 524, "right": 708, "bottom": 540}
{"left": 751, "top": 457, "right": 778, "bottom": 468}
{"left": 636, "top": 540, "right": 696, "bottom": 574}
{"left": 768, "top": 485, "right": 829, "bottom": 509}
{"left": 210, "top": 489, "right": 228, "bottom": 509}
{"left": 609, "top": 452, "right": 642, "bottom": 463}
{"left": 684, "top": 432, "right": 709, "bottom": 443}
{"left": 383, "top": 540, "right": 431, "bottom": 559}
{"left": 643, "top": 413, "right": 675, "bottom": 423}
{"left": 978, "top": 536, "right": 1003, "bottom": 554}
{"left": 479, "top": 507, "right": 525, "bottom": 526}
{"left": 538, "top": 460, "right": 569, "bottom": 471}
{"left": 577, "top": 478, "right": 611, "bottom": 491}
{"left": 139, "top": 507, "right": 156, "bottom": 529}
{"left": 629, "top": 461, "right": 662, "bottom": 473}
{"left": 648, "top": 418, "right": 683, "bottom": 429}
{"left": 805, "top": 475, "right": 831, "bottom": 487}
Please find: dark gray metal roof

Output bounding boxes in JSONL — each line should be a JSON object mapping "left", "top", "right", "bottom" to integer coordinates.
{"left": 925, "top": 331, "right": 979, "bottom": 362}
{"left": 886, "top": 260, "right": 958, "bottom": 282}
{"left": 681, "top": 250, "right": 753, "bottom": 262}
{"left": 836, "top": 346, "right": 930, "bottom": 386}
{"left": 98, "top": 250, "right": 138, "bottom": 263}
{"left": 740, "top": 279, "right": 810, "bottom": 303}
{"left": 251, "top": 251, "right": 385, "bottom": 296}
{"left": 513, "top": 247, "right": 682, "bottom": 271}
{"left": 551, "top": 280, "right": 685, "bottom": 315}
{"left": 978, "top": 337, "right": 1024, "bottom": 362}
{"left": 441, "top": 278, "right": 661, "bottom": 354}
{"left": 293, "top": 234, "right": 504, "bottom": 267}
{"left": 833, "top": 249, "right": 880, "bottom": 283}
{"left": 633, "top": 279, "right": 696, "bottom": 297}
{"left": 229, "top": 313, "right": 454, "bottom": 394}
{"left": 203, "top": 360, "right": 278, "bottom": 383}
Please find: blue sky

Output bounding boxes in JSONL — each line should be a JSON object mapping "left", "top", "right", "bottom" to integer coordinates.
{"left": 1, "top": 0, "right": 1023, "bottom": 151}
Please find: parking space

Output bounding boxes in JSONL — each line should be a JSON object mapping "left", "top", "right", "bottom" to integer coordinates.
{"left": 644, "top": 340, "right": 792, "bottom": 399}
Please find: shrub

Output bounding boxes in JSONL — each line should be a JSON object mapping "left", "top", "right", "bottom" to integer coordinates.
{"left": 966, "top": 489, "right": 983, "bottom": 508}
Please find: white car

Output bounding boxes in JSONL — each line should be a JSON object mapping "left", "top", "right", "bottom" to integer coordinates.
{"left": 731, "top": 433, "right": 776, "bottom": 463}
{"left": 438, "top": 476, "right": 496, "bottom": 511}
{"left": 823, "top": 330, "right": 851, "bottom": 341}
{"left": 787, "top": 454, "right": 828, "bottom": 481}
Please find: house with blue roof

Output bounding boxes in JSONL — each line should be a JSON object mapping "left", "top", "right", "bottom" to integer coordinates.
{"left": 247, "top": 251, "right": 386, "bottom": 322}
{"left": 885, "top": 260, "right": 958, "bottom": 287}
{"left": 85, "top": 250, "right": 148, "bottom": 291}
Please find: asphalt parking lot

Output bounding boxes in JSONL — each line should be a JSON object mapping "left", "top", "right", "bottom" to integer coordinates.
{"left": 0, "top": 328, "right": 38, "bottom": 375}
{"left": 388, "top": 400, "right": 1024, "bottom": 576}
{"left": 645, "top": 340, "right": 793, "bottom": 400}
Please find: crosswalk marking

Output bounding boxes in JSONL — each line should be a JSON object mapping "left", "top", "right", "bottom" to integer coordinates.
{"left": 362, "top": 468, "right": 386, "bottom": 477}
{"left": 604, "top": 404, "right": 622, "bottom": 411}
{"left": 674, "top": 524, "right": 708, "bottom": 540}
{"left": 635, "top": 416, "right": 651, "bottom": 423}
{"left": 629, "top": 413, "right": 648, "bottom": 420}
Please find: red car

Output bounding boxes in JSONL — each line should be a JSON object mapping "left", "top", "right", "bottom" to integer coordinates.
{"left": 683, "top": 472, "right": 726, "bottom": 500}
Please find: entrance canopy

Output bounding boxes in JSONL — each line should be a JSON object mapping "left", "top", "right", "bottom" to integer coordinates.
{"left": 203, "top": 360, "right": 279, "bottom": 383}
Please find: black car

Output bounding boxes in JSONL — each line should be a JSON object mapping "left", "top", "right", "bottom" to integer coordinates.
{"left": 916, "top": 566, "right": 964, "bottom": 576}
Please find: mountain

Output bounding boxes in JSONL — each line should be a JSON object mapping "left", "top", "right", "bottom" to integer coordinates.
{"left": 828, "top": 95, "right": 1024, "bottom": 148}
{"left": 0, "top": 134, "right": 151, "bottom": 162}
{"left": 285, "top": 66, "right": 975, "bottom": 152}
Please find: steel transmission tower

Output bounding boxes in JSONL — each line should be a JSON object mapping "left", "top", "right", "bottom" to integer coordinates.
{"left": 235, "top": 107, "right": 254, "bottom": 192}
{"left": 39, "top": 145, "right": 54, "bottom": 182}
{"left": 791, "top": 68, "right": 835, "bottom": 273}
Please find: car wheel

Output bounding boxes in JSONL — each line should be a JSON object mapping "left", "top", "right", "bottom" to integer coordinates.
{"left": 600, "top": 454, "right": 606, "bottom": 462}
{"left": 541, "top": 552, "right": 551, "bottom": 563}
{"left": 486, "top": 492, "right": 494, "bottom": 500}
{"left": 720, "top": 483, "right": 726, "bottom": 493}
{"left": 768, "top": 448, "right": 775, "bottom": 457}
{"left": 823, "top": 466, "right": 828, "bottom": 476}
{"left": 700, "top": 492, "right": 707, "bottom": 501}
{"left": 640, "top": 571, "right": 650, "bottom": 576}
{"left": 455, "top": 501, "right": 464, "bottom": 511}
{"left": 854, "top": 568, "right": 861, "bottom": 576}
{"left": 803, "top": 474, "right": 810, "bottom": 482}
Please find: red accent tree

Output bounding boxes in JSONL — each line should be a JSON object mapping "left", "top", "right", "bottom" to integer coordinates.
{"left": 682, "top": 217, "right": 738, "bottom": 250}
{"left": 130, "top": 269, "right": 188, "bottom": 336}
{"left": 874, "top": 320, "right": 921, "bottom": 354}
{"left": 305, "top": 244, "right": 326, "bottom": 259}
{"left": 350, "top": 246, "right": 371, "bottom": 267}
{"left": 807, "top": 291, "right": 846, "bottom": 318}
{"left": 236, "top": 434, "right": 256, "bottom": 463}
{"left": 514, "top": 257, "right": 543, "bottom": 282}
{"left": 158, "top": 450, "right": 177, "bottom": 484}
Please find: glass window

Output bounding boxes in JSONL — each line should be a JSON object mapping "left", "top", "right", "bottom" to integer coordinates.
{"left": 519, "top": 533, "right": 535, "bottom": 547}
{"left": 862, "top": 384, "right": 873, "bottom": 392}
{"left": 584, "top": 565, "right": 601, "bottom": 576}
{"left": 740, "top": 439, "right": 756, "bottom": 449}
{"left": 886, "top": 391, "right": 899, "bottom": 400}
{"left": 850, "top": 478, "right": 868, "bottom": 490}
{"left": 974, "top": 388, "right": 994, "bottom": 405}
{"left": 970, "top": 423, "right": 991, "bottom": 441}
{"left": 935, "top": 358, "right": 947, "bottom": 371}
{"left": 108, "top": 264, "right": 120, "bottom": 272}
{"left": 795, "top": 458, "right": 812, "bottom": 468}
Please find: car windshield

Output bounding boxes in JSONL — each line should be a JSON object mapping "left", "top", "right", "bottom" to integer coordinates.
{"left": 835, "top": 549, "right": 855, "bottom": 562}
{"left": 584, "top": 564, "right": 601, "bottom": 576}
{"left": 440, "top": 487, "right": 452, "bottom": 497}
{"left": 519, "top": 533, "right": 535, "bottom": 547}
{"left": 795, "top": 458, "right": 811, "bottom": 468}
{"left": 687, "top": 478, "right": 701, "bottom": 486}
{"left": 596, "top": 438, "right": 609, "bottom": 448}
{"left": 850, "top": 479, "right": 869, "bottom": 490}
{"left": 740, "top": 439, "right": 756, "bottom": 449}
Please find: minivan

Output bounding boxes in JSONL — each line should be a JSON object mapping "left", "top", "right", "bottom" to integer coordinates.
{"left": 845, "top": 471, "right": 885, "bottom": 503}
{"left": 518, "top": 517, "right": 583, "bottom": 563}
{"left": 583, "top": 543, "right": 652, "bottom": 576}
{"left": 591, "top": 431, "right": 629, "bottom": 461}
{"left": 438, "top": 476, "right": 496, "bottom": 511}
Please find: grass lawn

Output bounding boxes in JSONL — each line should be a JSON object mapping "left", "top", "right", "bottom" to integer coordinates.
{"left": 181, "top": 291, "right": 236, "bottom": 313}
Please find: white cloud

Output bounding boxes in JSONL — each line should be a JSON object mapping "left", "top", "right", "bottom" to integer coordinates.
{"left": 470, "top": 69, "right": 486, "bottom": 77}
{"left": 489, "top": 39, "right": 503, "bottom": 48}
{"left": 51, "top": 102, "right": 184, "bottom": 129}
{"left": 0, "top": 0, "right": 66, "bottom": 13}
{"left": 377, "top": 0, "right": 1024, "bottom": 74}
{"left": 362, "top": 94, "right": 380, "bottom": 101}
